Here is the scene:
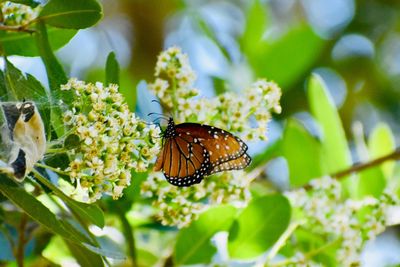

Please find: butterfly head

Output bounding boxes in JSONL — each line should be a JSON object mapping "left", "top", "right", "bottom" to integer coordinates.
{"left": 164, "top": 117, "right": 176, "bottom": 138}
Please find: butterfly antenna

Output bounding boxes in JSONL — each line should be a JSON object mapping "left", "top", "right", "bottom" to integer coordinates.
{"left": 151, "top": 99, "right": 162, "bottom": 105}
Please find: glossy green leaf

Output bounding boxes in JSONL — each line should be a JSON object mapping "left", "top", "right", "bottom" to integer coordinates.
{"left": 105, "top": 52, "right": 120, "bottom": 85}
{"left": 308, "top": 75, "right": 352, "bottom": 171}
{"left": 35, "top": 172, "right": 105, "bottom": 228}
{"left": 35, "top": 21, "right": 70, "bottom": 137}
{"left": 0, "top": 27, "right": 76, "bottom": 57}
{"left": 35, "top": 21, "right": 68, "bottom": 96}
{"left": 368, "top": 123, "right": 396, "bottom": 179}
{"left": 355, "top": 123, "right": 394, "bottom": 198}
{"left": 83, "top": 243, "right": 125, "bottom": 260}
{"left": 248, "top": 26, "right": 324, "bottom": 89}
{"left": 6, "top": 0, "right": 39, "bottom": 7}
{"left": 137, "top": 249, "right": 158, "bottom": 267}
{"left": 228, "top": 195, "right": 291, "bottom": 259}
{"left": 0, "top": 176, "right": 85, "bottom": 244}
{"left": 0, "top": 71, "right": 6, "bottom": 97}
{"left": 282, "top": 119, "right": 325, "bottom": 187}
{"left": 174, "top": 205, "right": 237, "bottom": 265}
{"left": 0, "top": 177, "right": 115, "bottom": 259}
{"left": 241, "top": 0, "right": 269, "bottom": 56}
{"left": 3, "top": 60, "right": 51, "bottom": 134}
{"left": 65, "top": 240, "right": 104, "bottom": 267}
{"left": 4, "top": 59, "right": 48, "bottom": 102}
{"left": 357, "top": 168, "right": 386, "bottom": 198}
{"left": 39, "top": 0, "right": 103, "bottom": 29}
{"left": 308, "top": 74, "right": 354, "bottom": 195}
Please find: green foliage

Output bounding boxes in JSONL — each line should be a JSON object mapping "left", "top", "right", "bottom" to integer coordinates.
{"left": 6, "top": 0, "right": 39, "bottom": 7}
{"left": 228, "top": 195, "right": 291, "bottom": 259}
{"left": 245, "top": 25, "right": 325, "bottom": 89}
{"left": 282, "top": 119, "right": 325, "bottom": 187}
{"left": 174, "top": 205, "right": 236, "bottom": 265}
{"left": 0, "top": 176, "right": 87, "bottom": 245}
{"left": 241, "top": 0, "right": 269, "bottom": 55}
{"left": 0, "top": 28, "right": 77, "bottom": 57}
{"left": 308, "top": 74, "right": 352, "bottom": 173}
{"left": 368, "top": 123, "right": 396, "bottom": 179}
{"left": 39, "top": 0, "right": 103, "bottom": 29}
{"left": 3, "top": 58, "right": 48, "bottom": 102}
{"left": 35, "top": 20, "right": 71, "bottom": 137}
{"left": 35, "top": 172, "right": 105, "bottom": 228}
{"left": 65, "top": 241, "right": 105, "bottom": 267}
{"left": 105, "top": 52, "right": 120, "bottom": 85}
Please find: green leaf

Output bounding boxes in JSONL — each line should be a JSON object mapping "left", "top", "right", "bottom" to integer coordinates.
{"left": 228, "top": 195, "right": 291, "bottom": 259}
{"left": 34, "top": 172, "right": 104, "bottom": 228}
{"left": 241, "top": 0, "right": 269, "bottom": 54}
{"left": 355, "top": 123, "right": 394, "bottom": 198}
{"left": 3, "top": 60, "right": 51, "bottom": 134}
{"left": 308, "top": 74, "right": 352, "bottom": 189}
{"left": 39, "top": 0, "right": 103, "bottom": 29}
{"left": 83, "top": 243, "right": 126, "bottom": 260}
{"left": 0, "top": 27, "right": 77, "bottom": 57}
{"left": 357, "top": 168, "right": 386, "bottom": 198}
{"left": 248, "top": 26, "right": 324, "bottom": 89}
{"left": 35, "top": 21, "right": 70, "bottom": 137}
{"left": 174, "top": 205, "right": 237, "bottom": 265}
{"left": 0, "top": 176, "right": 86, "bottom": 244}
{"left": 65, "top": 240, "right": 104, "bottom": 267}
{"left": 137, "top": 248, "right": 158, "bottom": 267}
{"left": 105, "top": 52, "right": 120, "bottom": 85}
{"left": 6, "top": 0, "right": 39, "bottom": 7}
{"left": 368, "top": 123, "right": 396, "bottom": 179}
{"left": 35, "top": 21, "right": 68, "bottom": 96}
{"left": 4, "top": 59, "right": 48, "bottom": 102}
{"left": 282, "top": 119, "right": 325, "bottom": 187}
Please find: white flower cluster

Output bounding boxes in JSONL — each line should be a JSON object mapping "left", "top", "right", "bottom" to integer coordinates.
{"left": 284, "top": 176, "right": 398, "bottom": 266}
{"left": 141, "top": 171, "right": 251, "bottom": 228}
{"left": 148, "top": 47, "right": 282, "bottom": 141}
{"left": 143, "top": 47, "right": 281, "bottom": 227}
{"left": 1, "top": 1, "right": 40, "bottom": 26}
{"left": 149, "top": 46, "right": 198, "bottom": 110}
{"left": 61, "top": 79, "right": 160, "bottom": 202}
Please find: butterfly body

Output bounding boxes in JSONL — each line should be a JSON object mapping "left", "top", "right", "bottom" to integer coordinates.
{"left": 154, "top": 118, "right": 251, "bottom": 187}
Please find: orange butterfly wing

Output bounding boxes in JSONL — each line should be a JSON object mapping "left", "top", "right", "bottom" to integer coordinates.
{"left": 154, "top": 121, "right": 251, "bottom": 187}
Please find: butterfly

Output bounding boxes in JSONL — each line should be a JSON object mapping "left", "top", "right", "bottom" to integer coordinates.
{"left": 0, "top": 101, "right": 46, "bottom": 181}
{"left": 154, "top": 117, "right": 251, "bottom": 187}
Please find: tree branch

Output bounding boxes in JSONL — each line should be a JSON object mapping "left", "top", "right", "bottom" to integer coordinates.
{"left": 331, "top": 148, "right": 400, "bottom": 179}
{"left": 15, "top": 213, "right": 28, "bottom": 267}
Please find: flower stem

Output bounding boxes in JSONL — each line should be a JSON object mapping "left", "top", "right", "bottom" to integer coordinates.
{"left": 35, "top": 163, "right": 69, "bottom": 176}
{"left": 46, "top": 147, "right": 68, "bottom": 154}
{"left": 0, "top": 24, "right": 34, "bottom": 33}
{"left": 264, "top": 222, "right": 301, "bottom": 264}
{"left": 270, "top": 238, "right": 341, "bottom": 266}
{"left": 171, "top": 78, "right": 178, "bottom": 118}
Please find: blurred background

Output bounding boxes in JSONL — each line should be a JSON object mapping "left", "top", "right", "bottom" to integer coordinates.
{"left": 10, "top": 0, "right": 400, "bottom": 265}
{"left": 17, "top": 0, "right": 400, "bottom": 140}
